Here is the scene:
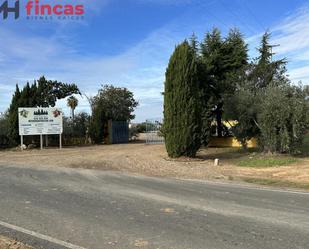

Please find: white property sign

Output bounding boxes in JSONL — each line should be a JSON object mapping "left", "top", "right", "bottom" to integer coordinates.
{"left": 18, "top": 107, "right": 63, "bottom": 136}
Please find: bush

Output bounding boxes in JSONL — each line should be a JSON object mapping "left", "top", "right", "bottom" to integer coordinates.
{"left": 258, "top": 85, "right": 308, "bottom": 153}
{"left": 0, "top": 114, "right": 10, "bottom": 148}
{"left": 62, "top": 112, "right": 90, "bottom": 145}
{"left": 136, "top": 123, "right": 147, "bottom": 133}
{"left": 89, "top": 104, "right": 107, "bottom": 144}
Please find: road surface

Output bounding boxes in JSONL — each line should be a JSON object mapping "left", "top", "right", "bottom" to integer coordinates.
{"left": 0, "top": 164, "right": 308, "bottom": 249}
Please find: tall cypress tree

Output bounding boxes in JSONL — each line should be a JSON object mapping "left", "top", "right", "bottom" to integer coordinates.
{"left": 7, "top": 85, "right": 21, "bottom": 145}
{"left": 164, "top": 41, "right": 202, "bottom": 158}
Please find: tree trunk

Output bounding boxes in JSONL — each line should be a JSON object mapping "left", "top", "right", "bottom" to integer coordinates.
{"left": 215, "top": 102, "right": 223, "bottom": 137}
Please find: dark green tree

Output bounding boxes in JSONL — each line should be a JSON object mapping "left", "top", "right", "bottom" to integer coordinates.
{"left": 164, "top": 41, "right": 202, "bottom": 158}
{"left": 89, "top": 84, "right": 138, "bottom": 144}
{"left": 90, "top": 85, "right": 138, "bottom": 122}
{"left": 258, "top": 85, "right": 308, "bottom": 153}
{"left": 35, "top": 76, "right": 80, "bottom": 107}
{"left": 89, "top": 103, "right": 107, "bottom": 144}
{"left": 224, "top": 87, "right": 260, "bottom": 148}
{"left": 7, "top": 85, "right": 21, "bottom": 145}
{"left": 248, "top": 32, "right": 287, "bottom": 90}
{"left": 201, "top": 28, "right": 248, "bottom": 137}
{"left": 225, "top": 32, "right": 308, "bottom": 153}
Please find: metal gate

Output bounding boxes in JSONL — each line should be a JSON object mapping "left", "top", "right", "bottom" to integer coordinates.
{"left": 145, "top": 118, "right": 164, "bottom": 144}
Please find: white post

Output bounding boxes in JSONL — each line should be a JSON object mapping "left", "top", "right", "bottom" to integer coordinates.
{"left": 40, "top": 134, "right": 43, "bottom": 150}
{"left": 59, "top": 134, "right": 62, "bottom": 149}
{"left": 20, "top": 135, "right": 23, "bottom": 151}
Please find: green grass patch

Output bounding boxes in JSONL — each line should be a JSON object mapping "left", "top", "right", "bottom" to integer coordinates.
{"left": 243, "top": 178, "right": 309, "bottom": 190}
{"left": 236, "top": 157, "right": 298, "bottom": 168}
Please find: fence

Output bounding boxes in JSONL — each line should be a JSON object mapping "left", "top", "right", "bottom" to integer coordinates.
{"left": 145, "top": 118, "right": 164, "bottom": 144}
{"left": 107, "top": 120, "right": 129, "bottom": 144}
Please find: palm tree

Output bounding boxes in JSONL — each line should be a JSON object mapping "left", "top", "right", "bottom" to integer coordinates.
{"left": 67, "top": 96, "right": 78, "bottom": 119}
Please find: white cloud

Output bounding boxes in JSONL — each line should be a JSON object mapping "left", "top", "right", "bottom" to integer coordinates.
{"left": 246, "top": 5, "right": 309, "bottom": 84}
{"left": 271, "top": 7, "right": 309, "bottom": 55}
{"left": 2, "top": 1, "right": 309, "bottom": 122}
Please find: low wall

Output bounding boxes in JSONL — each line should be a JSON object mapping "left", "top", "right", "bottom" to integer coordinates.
{"left": 208, "top": 137, "right": 257, "bottom": 148}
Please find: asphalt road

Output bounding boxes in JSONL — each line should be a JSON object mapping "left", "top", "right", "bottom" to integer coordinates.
{"left": 0, "top": 165, "right": 308, "bottom": 249}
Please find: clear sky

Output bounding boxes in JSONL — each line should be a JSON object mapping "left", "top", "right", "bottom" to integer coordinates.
{"left": 0, "top": 0, "right": 309, "bottom": 122}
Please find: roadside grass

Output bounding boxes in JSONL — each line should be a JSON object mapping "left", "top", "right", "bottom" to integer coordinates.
{"left": 205, "top": 146, "right": 301, "bottom": 168}
{"left": 242, "top": 177, "right": 309, "bottom": 190}
{"left": 236, "top": 157, "right": 298, "bottom": 168}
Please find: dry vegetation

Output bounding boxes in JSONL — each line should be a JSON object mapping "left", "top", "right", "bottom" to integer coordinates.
{"left": 0, "top": 236, "right": 34, "bottom": 249}
{"left": 0, "top": 142, "right": 308, "bottom": 190}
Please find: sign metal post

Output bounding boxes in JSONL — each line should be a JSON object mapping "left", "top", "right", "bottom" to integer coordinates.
{"left": 40, "top": 134, "right": 43, "bottom": 150}
{"left": 59, "top": 134, "right": 62, "bottom": 149}
{"left": 20, "top": 135, "right": 23, "bottom": 150}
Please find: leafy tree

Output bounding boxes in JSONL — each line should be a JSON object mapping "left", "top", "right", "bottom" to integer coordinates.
{"left": 7, "top": 85, "right": 21, "bottom": 145}
{"left": 89, "top": 84, "right": 138, "bottom": 144}
{"left": 136, "top": 123, "right": 147, "bottom": 133}
{"left": 67, "top": 96, "right": 79, "bottom": 119}
{"left": 201, "top": 28, "right": 248, "bottom": 137}
{"left": 225, "top": 32, "right": 308, "bottom": 153}
{"left": 248, "top": 32, "right": 287, "bottom": 90}
{"left": 0, "top": 112, "right": 10, "bottom": 148}
{"left": 164, "top": 41, "right": 202, "bottom": 158}
{"left": 304, "top": 85, "right": 309, "bottom": 98}
{"left": 35, "top": 76, "right": 80, "bottom": 107}
{"left": 90, "top": 85, "right": 138, "bottom": 122}
{"left": 63, "top": 112, "right": 90, "bottom": 144}
{"left": 258, "top": 85, "right": 308, "bottom": 153}
{"left": 224, "top": 87, "right": 260, "bottom": 148}
{"left": 89, "top": 103, "right": 107, "bottom": 144}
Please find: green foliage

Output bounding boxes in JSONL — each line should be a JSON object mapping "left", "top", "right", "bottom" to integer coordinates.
{"left": 7, "top": 84, "right": 21, "bottom": 145}
{"left": 88, "top": 84, "right": 138, "bottom": 144}
{"left": 0, "top": 112, "right": 10, "bottom": 148}
{"left": 89, "top": 103, "right": 107, "bottom": 144}
{"left": 164, "top": 41, "right": 202, "bottom": 158}
{"left": 224, "top": 32, "right": 309, "bottom": 154}
{"left": 63, "top": 112, "right": 90, "bottom": 145}
{"left": 224, "top": 88, "right": 260, "bottom": 148}
{"left": 300, "top": 133, "right": 309, "bottom": 155}
{"left": 257, "top": 85, "right": 308, "bottom": 153}
{"left": 90, "top": 85, "right": 138, "bottom": 122}
{"left": 136, "top": 123, "right": 147, "bottom": 133}
{"left": 67, "top": 95, "right": 79, "bottom": 119}
{"left": 201, "top": 28, "right": 248, "bottom": 137}
{"left": 35, "top": 76, "right": 80, "bottom": 107}
{"left": 248, "top": 32, "right": 287, "bottom": 89}
{"left": 237, "top": 157, "right": 298, "bottom": 168}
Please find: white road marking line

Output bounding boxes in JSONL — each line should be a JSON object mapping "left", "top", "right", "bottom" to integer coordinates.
{"left": 0, "top": 220, "right": 86, "bottom": 249}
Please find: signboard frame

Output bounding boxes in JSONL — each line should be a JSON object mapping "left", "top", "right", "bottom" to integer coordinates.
{"left": 18, "top": 107, "right": 63, "bottom": 150}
